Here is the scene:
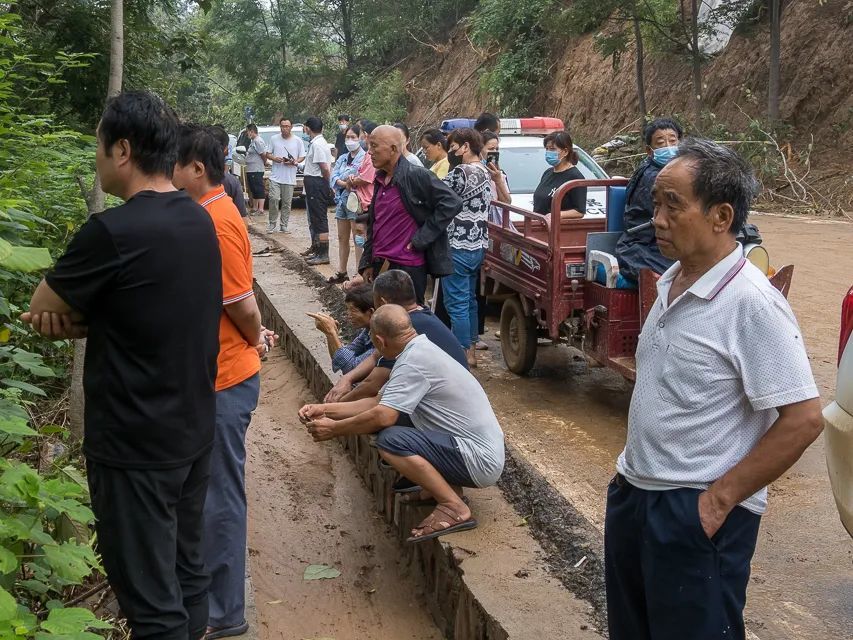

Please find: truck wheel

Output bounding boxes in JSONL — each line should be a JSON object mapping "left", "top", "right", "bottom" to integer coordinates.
{"left": 500, "top": 297, "right": 538, "bottom": 374}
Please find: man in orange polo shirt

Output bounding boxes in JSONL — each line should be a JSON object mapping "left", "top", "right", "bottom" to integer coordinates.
{"left": 173, "top": 124, "right": 276, "bottom": 639}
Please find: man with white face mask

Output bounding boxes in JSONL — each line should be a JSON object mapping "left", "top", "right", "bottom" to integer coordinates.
{"left": 615, "top": 117, "right": 683, "bottom": 283}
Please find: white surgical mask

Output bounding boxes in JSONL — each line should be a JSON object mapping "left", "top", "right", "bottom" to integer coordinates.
{"left": 345, "top": 139, "right": 360, "bottom": 152}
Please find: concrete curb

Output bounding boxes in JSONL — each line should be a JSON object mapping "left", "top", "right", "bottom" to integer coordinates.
{"left": 251, "top": 230, "right": 605, "bottom": 639}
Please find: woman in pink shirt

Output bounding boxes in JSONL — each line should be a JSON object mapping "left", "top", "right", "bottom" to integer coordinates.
{"left": 345, "top": 122, "right": 377, "bottom": 264}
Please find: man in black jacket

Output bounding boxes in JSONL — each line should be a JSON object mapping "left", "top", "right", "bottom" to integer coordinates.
{"left": 359, "top": 125, "right": 461, "bottom": 304}
{"left": 614, "top": 117, "right": 683, "bottom": 282}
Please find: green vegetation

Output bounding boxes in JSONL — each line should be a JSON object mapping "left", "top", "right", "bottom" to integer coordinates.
{"left": 0, "top": 12, "right": 108, "bottom": 636}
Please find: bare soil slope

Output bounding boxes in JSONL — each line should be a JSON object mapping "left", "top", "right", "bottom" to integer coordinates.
{"left": 401, "top": 0, "right": 853, "bottom": 206}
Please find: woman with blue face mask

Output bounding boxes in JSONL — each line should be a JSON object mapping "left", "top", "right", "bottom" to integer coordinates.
{"left": 532, "top": 131, "right": 586, "bottom": 221}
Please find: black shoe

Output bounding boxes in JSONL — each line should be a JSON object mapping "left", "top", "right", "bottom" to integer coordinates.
{"left": 300, "top": 245, "right": 316, "bottom": 257}
{"left": 326, "top": 272, "right": 349, "bottom": 284}
{"left": 306, "top": 253, "right": 330, "bottom": 266}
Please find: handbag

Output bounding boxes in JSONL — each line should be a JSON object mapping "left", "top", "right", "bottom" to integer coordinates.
{"left": 346, "top": 191, "right": 360, "bottom": 214}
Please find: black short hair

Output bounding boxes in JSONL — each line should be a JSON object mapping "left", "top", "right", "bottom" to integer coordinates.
{"left": 544, "top": 130, "right": 579, "bottom": 164}
{"left": 675, "top": 137, "right": 758, "bottom": 235}
{"left": 246, "top": 123, "right": 258, "bottom": 134}
{"left": 344, "top": 283, "right": 375, "bottom": 312}
{"left": 643, "top": 117, "right": 683, "bottom": 146}
{"left": 447, "top": 127, "right": 484, "bottom": 156}
{"left": 279, "top": 117, "right": 293, "bottom": 125}
{"left": 98, "top": 91, "right": 179, "bottom": 177}
{"left": 304, "top": 116, "right": 323, "bottom": 133}
{"left": 474, "top": 112, "right": 499, "bottom": 133}
{"left": 337, "top": 114, "right": 351, "bottom": 122}
{"left": 393, "top": 122, "right": 411, "bottom": 141}
{"left": 177, "top": 123, "right": 225, "bottom": 185}
{"left": 361, "top": 120, "right": 378, "bottom": 135}
{"left": 373, "top": 270, "right": 417, "bottom": 306}
{"left": 419, "top": 128, "right": 447, "bottom": 150}
{"left": 345, "top": 124, "right": 363, "bottom": 138}
{"left": 481, "top": 131, "right": 499, "bottom": 145}
{"left": 208, "top": 125, "right": 229, "bottom": 150}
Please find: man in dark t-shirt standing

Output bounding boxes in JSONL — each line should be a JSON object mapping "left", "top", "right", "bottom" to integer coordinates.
{"left": 21, "top": 92, "right": 222, "bottom": 640}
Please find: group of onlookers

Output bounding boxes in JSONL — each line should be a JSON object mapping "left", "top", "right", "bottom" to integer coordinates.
{"left": 17, "top": 88, "right": 827, "bottom": 640}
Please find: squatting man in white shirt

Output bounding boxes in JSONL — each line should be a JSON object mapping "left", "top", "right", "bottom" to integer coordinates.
{"left": 298, "top": 304, "right": 505, "bottom": 543}
{"left": 605, "top": 137, "right": 823, "bottom": 640}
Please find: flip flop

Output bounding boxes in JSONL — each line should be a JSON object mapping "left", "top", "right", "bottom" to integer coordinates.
{"left": 407, "top": 505, "right": 478, "bottom": 543}
{"left": 205, "top": 621, "right": 249, "bottom": 639}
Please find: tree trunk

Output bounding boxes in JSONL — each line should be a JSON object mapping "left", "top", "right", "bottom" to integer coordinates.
{"left": 689, "top": 0, "right": 703, "bottom": 127}
{"left": 768, "top": 0, "right": 782, "bottom": 124}
{"left": 341, "top": 0, "right": 355, "bottom": 70}
{"left": 273, "top": 0, "right": 292, "bottom": 111}
{"left": 70, "top": 0, "right": 123, "bottom": 442}
{"left": 633, "top": 16, "right": 647, "bottom": 123}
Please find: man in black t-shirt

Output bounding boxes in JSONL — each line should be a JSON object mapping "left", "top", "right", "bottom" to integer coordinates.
{"left": 22, "top": 92, "right": 222, "bottom": 640}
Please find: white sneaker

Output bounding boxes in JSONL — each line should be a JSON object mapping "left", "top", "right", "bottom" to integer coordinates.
{"left": 265, "top": 224, "right": 277, "bottom": 233}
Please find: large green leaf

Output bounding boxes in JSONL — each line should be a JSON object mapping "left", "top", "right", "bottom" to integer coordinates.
{"left": 0, "top": 246, "right": 52, "bottom": 272}
{"left": 0, "top": 463, "right": 41, "bottom": 502}
{"left": 303, "top": 564, "right": 341, "bottom": 580}
{"left": 43, "top": 541, "right": 99, "bottom": 583}
{"left": 39, "top": 607, "right": 112, "bottom": 633}
{"left": 0, "top": 238, "right": 11, "bottom": 264}
{"left": 0, "top": 547, "right": 16, "bottom": 574}
{"left": 11, "top": 350, "right": 55, "bottom": 377}
{"left": 1, "top": 379, "right": 46, "bottom": 396}
{"left": 0, "top": 397, "right": 35, "bottom": 438}
{"left": 0, "top": 586, "right": 16, "bottom": 621}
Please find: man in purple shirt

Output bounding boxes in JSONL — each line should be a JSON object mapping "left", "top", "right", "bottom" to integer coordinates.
{"left": 359, "top": 125, "right": 461, "bottom": 304}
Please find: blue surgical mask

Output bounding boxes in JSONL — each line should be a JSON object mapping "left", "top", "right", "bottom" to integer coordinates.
{"left": 360, "top": 140, "right": 368, "bottom": 151}
{"left": 652, "top": 146, "right": 679, "bottom": 167}
{"left": 544, "top": 150, "right": 560, "bottom": 167}
{"left": 354, "top": 234, "right": 365, "bottom": 248}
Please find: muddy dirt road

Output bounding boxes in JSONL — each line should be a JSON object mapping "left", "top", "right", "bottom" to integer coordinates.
{"left": 250, "top": 211, "right": 853, "bottom": 639}
{"left": 246, "top": 351, "right": 441, "bottom": 640}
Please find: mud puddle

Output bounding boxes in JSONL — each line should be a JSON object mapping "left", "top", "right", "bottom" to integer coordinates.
{"left": 246, "top": 351, "right": 442, "bottom": 640}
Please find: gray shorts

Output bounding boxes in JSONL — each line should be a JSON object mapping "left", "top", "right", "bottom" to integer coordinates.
{"left": 375, "top": 426, "right": 475, "bottom": 488}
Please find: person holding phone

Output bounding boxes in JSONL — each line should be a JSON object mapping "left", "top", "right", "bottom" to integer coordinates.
{"left": 265, "top": 118, "right": 305, "bottom": 233}
{"left": 442, "top": 128, "right": 493, "bottom": 368}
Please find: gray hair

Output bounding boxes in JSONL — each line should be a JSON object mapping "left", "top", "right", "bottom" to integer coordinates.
{"left": 373, "top": 270, "right": 416, "bottom": 306}
{"left": 675, "top": 137, "right": 759, "bottom": 235}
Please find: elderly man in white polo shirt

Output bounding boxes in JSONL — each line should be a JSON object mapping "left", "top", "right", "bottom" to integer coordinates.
{"left": 605, "top": 138, "right": 824, "bottom": 640}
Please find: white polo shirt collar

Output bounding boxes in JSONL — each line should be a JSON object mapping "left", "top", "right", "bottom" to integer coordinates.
{"left": 657, "top": 242, "right": 746, "bottom": 311}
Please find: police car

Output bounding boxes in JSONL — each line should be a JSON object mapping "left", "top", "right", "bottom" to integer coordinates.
{"left": 438, "top": 117, "right": 609, "bottom": 221}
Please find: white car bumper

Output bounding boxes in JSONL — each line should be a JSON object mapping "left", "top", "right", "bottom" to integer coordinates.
{"left": 823, "top": 400, "right": 853, "bottom": 537}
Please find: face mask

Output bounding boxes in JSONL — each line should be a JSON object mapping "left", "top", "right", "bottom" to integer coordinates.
{"left": 345, "top": 139, "right": 360, "bottom": 152}
{"left": 447, "top": 147, "right": 464, "bottom": 168}
{"left": 354, "top": 234, "right": 365, "bottom": 248}
{"left": 652, "top": 146, "right": 679, "bottom": 167}
{"left": 339, "top": 123, "right": 348, "bottom": 131}
{"left": 544, "top": 150, "right": 561, "bottom": 167}
{"left": 360, "top": 140, "right": 368, "bottom": 151}
{"left": 301, "top": 133, "right": 310, "bottom": 143}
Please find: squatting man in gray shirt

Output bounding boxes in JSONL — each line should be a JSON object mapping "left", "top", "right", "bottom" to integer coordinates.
{"left": 299, "top": 304, "right": 505, "bottom": 542}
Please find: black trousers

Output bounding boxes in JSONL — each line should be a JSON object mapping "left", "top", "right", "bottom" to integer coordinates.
{"left": 373, "top": 260, "right": 427, "bottom": 306}
{"left": 88, "top": 452, "right": 212, "bottom": 640}
{"left": 604, "top": 476, "right": 761, "bottom": 640}
{"left": 304, "top": 175, "right": 330, "bottom": 241}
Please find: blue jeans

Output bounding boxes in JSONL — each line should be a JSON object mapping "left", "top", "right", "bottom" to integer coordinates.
{"left": 203, "top": 374, "right": 260, "bottom": 628}
{"left": 442, "top": 248, "right": 485, "bottom": 350}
